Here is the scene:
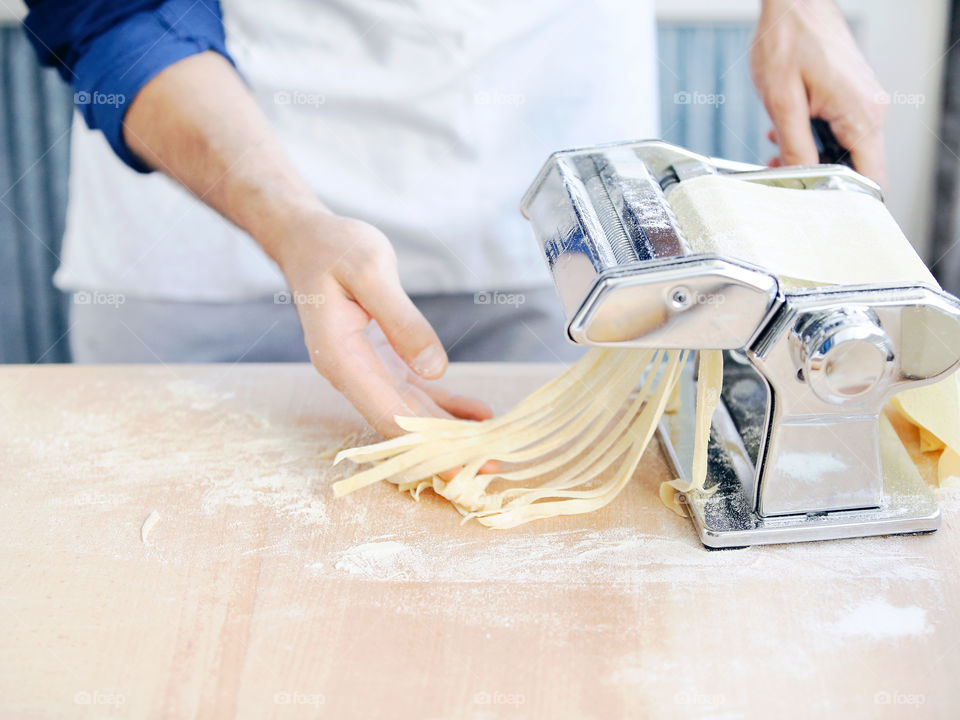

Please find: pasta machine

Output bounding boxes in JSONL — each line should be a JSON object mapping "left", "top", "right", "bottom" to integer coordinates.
{"left": 520, "top": 139, "right": 960, "bottom": 547}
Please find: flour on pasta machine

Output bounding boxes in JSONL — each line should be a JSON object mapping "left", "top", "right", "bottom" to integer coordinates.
{"left": 521, "top": 139, "right": 960, "bottom": 548}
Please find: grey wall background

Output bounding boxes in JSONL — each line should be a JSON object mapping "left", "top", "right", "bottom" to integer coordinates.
{"left": 0, "top": 25, "right": 73, "bottom": 363}
{"left": 658, "top": 23, "right": 772, "bottom": 166}
{"left": 932, "top": 0, "right": 960, "bottom": 291}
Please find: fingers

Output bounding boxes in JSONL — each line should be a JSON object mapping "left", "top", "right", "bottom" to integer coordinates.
{"left": 437, "top": 459, "right": 500, "bottom": 482}
{"left": 320, "top": 218, "right": 448, "bottom": 380}
{"left": 365, "top": 321, "right": 493, "bottom": 421}
{"left": 402, "top": 361, "right": 499, "bottom": 477}
{"left": 846, "top": 132, "right": 887, "bottom": 191}
{"left": 287, "top": 214, "right": 497, "bottom": 472}
{"left": 412, "top": 377, "right": 494, "bottom": 421}
{"left": 767, "top": 115, "right": 886, "bottom": 188}
{"left": 308, "top": 301, "right": 499, "bottom": 481}
{"left": 305, "top": 297, "right": 439, "bottom": 438}
{"left": 749, "top": 0, "right": 887, "bottom": 186}
{"left": 824, "top": 114, "right": 887, "bottom": 189}
{"left": 352, "top": 273, "right": 448, "bottom": 380}
{"left": 306, "top": 292, "right": 493, "bottom": 444}
{"left": 761, "top": 78, "right": 819, "bottom": 168}
{"left": 315, "top": 320, "right": 498, "bottom": 477}
{"left": 434, "top": 393, "right": 494, "bottom": 421}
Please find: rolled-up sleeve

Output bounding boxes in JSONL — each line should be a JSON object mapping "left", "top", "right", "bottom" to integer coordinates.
{"left": 23, "top": 0, "right": 235, "bottom": 173}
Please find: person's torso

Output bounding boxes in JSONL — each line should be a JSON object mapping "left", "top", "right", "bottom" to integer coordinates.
{"left": 58, "top": 0, "right": 659, "bottom": 300}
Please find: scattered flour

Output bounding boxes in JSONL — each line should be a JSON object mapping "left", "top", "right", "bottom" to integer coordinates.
{"left": 829, "top": 598, "right": 932, "bottom": 640}
{"left": 775, "top": 452, "right": 847, "bottom": 485}
{"left": 933, "top": 486, "right": 960, "bottom": 512}
{"left": 319, "top": 526, "right": 941, "bottom": 587}
{"left": 334, "top": 541, "right": 422, "bottom": 580}
{"left": 200, "top": 466, "right": 329, "bottom": 526}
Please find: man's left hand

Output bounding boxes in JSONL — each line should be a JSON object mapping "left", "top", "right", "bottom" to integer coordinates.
{"left": 750, "top": 0, "right": 888, "bottom": 187}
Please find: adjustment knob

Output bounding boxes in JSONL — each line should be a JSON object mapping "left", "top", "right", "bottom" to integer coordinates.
{"left": 796, "top": 308, "right": 895, "bottom": 405}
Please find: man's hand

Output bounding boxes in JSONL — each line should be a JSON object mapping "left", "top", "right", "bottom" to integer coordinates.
{"left": 273, "top": 208, "right": 493, "bottom": 437}
{"left": 750, "top": 0, "right": 888, "bottom": 187}
{"left": 124, "top": 52, "right": 491, "bottom": 438}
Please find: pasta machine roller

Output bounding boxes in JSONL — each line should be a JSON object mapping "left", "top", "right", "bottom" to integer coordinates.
{"left": 520, "top": 139, "right": 960, "bottom": 548}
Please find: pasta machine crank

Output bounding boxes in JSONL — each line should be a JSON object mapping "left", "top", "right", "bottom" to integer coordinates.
{"left": 521, "top": 140, "right": 960, "bottom": 547}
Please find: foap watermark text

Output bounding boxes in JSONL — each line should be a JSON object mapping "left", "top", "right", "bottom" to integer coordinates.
{"left": 74, "top": 291, "right": 125, "bottom": 308}
{"left": 673, "top": 90, "right": 725, "bottom": 106}
{"left": 274, "top": 291, "right": 326, "bottom": 307}
{"left": 474, "top": 291, "right": 526, "bottom": 308}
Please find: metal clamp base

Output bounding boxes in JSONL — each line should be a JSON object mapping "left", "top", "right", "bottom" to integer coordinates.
{"left": 659, "top": 428, "right": 940, "bottom": 548}
{"left": 657, "top": 362, "right": 940, "bottom": 548}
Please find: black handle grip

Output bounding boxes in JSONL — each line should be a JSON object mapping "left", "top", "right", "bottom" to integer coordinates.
{"left": 810, "top": 118, "right": 853, "bottom": 168}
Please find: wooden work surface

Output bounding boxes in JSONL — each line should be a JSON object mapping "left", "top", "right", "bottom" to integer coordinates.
{"left": 1, "top": 363, "right": 958, "bottom": 719}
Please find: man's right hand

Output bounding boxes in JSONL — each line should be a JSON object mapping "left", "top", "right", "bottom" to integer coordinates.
{"left": 123, "top": 52, "right": 491, "bottom": 438}
{"left": 274, "top": 207, "right": 493, "bottom": 437}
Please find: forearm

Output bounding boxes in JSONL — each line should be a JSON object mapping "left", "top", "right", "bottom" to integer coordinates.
{"left": 123, "top": 51, "right": 326, "bottom": 264}
{"left": 122, "top": 49, "right": 468, "bottom": 428}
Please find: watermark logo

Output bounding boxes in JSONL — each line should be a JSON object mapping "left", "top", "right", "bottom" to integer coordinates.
{"left": 274, "top": 90, "right": 326, "bottom": 109}
{"left": 692, "top": 292, "right": 725, "bottom": 306}
{"left": 74, "top": 690, "right": 125, "bottom": 706}
{"left": 274, "top": 691, "right": 325, "bottom": 706}
{"left": 473, "top": 690, "right": 525, "bottom": 706}
{"left": 874, "top": 691, "right": 925, "bottom": 707}
{"left": 74, "top": 91, "right": 125, "bottom": 108}
{"left": 474, "top": 90, "right": 526, "bottom": 106}
{"left": 474, "top": 291, "right": 526, "bottom": 308}
{"left": 74, "top": 291, "right": 125, "bottom": 308}
{"left": 674, "top": 90, "right": 726, "bottom": 106}
{"left": 69, "top": 491, "right": 125, "bottom": 508}
{"left": 669, "top": 286, "right": 724, "bottom": 310}
{"left": 674, "top": 690, "right": 726, "bottom": 706}
{"left": 875, "top": 90, "right": 925, "bottom": 108}
{"left": 274, "top": 291, "right": 326, "bottom": 307}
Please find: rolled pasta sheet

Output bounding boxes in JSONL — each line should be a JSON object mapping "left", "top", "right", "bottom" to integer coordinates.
{"left": 668, "top": 174, "right": 937, "bottom": 289}
{"left": 892, "top": 372, "right": 960, "bottom": 485}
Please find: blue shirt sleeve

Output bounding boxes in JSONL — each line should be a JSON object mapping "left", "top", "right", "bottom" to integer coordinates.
{"left": 23, "top": 0, "right": 236, "bottom": 173}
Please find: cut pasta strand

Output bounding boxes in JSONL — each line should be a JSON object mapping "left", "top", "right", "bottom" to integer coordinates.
{"left": 332, "top": 347, "right": 723, "bottom": 528}
{"left": 659, "top": 350, "right": 723, "bottom": 515}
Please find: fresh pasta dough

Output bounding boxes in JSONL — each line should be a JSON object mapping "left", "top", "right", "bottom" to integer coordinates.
{"left": 668, "top": 174, "right": 937, "bottom": 288}
{"left": 334, "top": 348, "right": 723, "bottom": 528}
{"left": 892, "top": 373, "right": 960, "bottom": 485}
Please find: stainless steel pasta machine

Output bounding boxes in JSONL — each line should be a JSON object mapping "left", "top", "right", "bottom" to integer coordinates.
{"left": 520, "top": 139, "right": 960, "bottom": 548}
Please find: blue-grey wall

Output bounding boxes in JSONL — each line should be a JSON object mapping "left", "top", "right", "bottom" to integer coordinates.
{"left": 0, "top": 25, "right": 73, "bottom": 363}
{"left": 0, "top": 22, "right": 771, "bottom": 364}
{"left": 658, "top": 23, "right": 774, "bottom": 165}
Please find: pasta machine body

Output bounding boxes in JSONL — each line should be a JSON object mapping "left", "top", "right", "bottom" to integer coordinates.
{"left": 521, "top": 139, "right": 960, "bottom": 547}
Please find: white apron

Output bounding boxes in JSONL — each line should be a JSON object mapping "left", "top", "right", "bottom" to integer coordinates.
{"left": 56, "top": 0, "right": 658, "bottom": 301}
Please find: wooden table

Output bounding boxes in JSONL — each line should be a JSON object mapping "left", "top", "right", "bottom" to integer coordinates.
{"left": 1, "top": 363, "right": 958, "bottom": 719}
